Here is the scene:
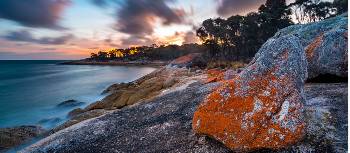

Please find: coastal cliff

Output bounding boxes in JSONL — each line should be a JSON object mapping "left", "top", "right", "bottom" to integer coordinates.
{"left": 13, "top": 13, "right": 349, "bottom": 152}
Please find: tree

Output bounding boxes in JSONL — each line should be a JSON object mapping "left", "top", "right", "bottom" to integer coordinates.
{"left": 333, "top": 0, "right": 348, "bottom": 14}
{"left": 90, "top": 53, "right": 98, "bottom": 60}
{"left": 97, "top": 51, "right": 108, "bottom": 60}
{"left": 195, "top": 0, "right": 293, "bottom": 61}
{"left": 289, "top": 0, "right": 336, "bottom": 23}
{"left": 108, "top": 49, "right": 117, "bottom": 59}
{"left": 258, "top": 0, "right": 292, "bottom": 40}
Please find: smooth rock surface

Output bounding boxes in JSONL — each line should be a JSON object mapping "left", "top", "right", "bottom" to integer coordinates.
{"left": 273, "top": 13, "right": 348, "bottom": 78}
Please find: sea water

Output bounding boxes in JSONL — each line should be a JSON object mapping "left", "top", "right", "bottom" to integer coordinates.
{"left": 0, "top": 60, "right": 156, "bottom": 129}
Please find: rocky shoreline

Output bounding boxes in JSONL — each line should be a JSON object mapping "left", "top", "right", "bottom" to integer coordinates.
{"left": 0, "top": 14, "right": 347, "bottom": 152}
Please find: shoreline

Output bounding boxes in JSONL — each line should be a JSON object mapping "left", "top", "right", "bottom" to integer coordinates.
{"left": 59, "top": 60, "right": 169, "bottom": 67}
{"left": 0, "top": 64, "right": 161, "bottom": 152}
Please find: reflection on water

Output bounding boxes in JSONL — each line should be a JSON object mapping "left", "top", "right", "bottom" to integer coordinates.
{"left": 0, "top": 60, "right": 156, "bottom": 129}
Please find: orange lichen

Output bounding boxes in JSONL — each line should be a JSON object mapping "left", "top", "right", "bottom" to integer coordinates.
{"left": 206, "top": 69, "right": 225, "bottom": 82}
{"left": 305, "top": 34, "right": 324, "bottom": 60}
{"left": 193, "top": 70, "right": 304, "bottom": 151}
{"left": 205, "top": 77, "right": 218, "bottom": 84}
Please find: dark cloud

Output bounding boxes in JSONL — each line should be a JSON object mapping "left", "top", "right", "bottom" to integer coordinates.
{"left": 217, "top": 0, "right": 266, "bottom": 16}
{"left": 120, "top": 35, "right": 153, "bottom": 47}
{"left": 104, "top": 37, "right": 119, "bottom": 47}
{"left": 116, "top": 0, "right": 186, "bottom": 36}
{"left": 0, "top": 0, "right": 70, "bottom": 29}
{"left": 4, "top": 30, "right": 73, "bottom": 45}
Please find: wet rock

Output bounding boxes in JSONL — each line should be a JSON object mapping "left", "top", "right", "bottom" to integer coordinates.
{"left": 68, "top": 108, "right": 85, "bottom": 117}
{"left": 273, "top": 13, "right": 348, "bottom": 78}
{"left": 193, "top": 35, "right": 307, "bottom": 151}
{"left": 0, "top": 126, "right": 45, "bottom": 152}
{"left": 38, "top": 118, "right": 62, "bottom": 126}
{"left": 56, "top": 100, "right": 85, "bottom": 108}
{"left": 101, "top": 82, "right": 132, "bottom": 94}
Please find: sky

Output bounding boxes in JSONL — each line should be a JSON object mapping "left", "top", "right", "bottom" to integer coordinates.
{"left": 0, "top": 0, "right": 269, "bottom": 60}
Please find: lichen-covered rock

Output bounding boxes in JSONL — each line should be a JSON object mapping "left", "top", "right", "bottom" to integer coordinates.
{"left": 168, "top": 53, "right": 203, "bottom": 68}
{"left": 18, "top": 81, "right": 346, "bottom": 153}
{"left": 273, "top": 13, "right": 348, "bottom": 78}
{"left": 193, "top": 35, "right": 308, "bottom": 151}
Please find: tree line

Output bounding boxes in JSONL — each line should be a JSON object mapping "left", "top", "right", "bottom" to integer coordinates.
{"left": 197, "top": 0, "right": 347, "bottom": 61}
{"left": 89, "top": 0, "right": 347, "bottom": 62}
{"left": 89, "top": 44, "right": 205, "bottom": 61}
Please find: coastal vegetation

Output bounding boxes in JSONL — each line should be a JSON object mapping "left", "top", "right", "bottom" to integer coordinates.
{"left": 87, "top": 0, "right": 347, "bottom": 67}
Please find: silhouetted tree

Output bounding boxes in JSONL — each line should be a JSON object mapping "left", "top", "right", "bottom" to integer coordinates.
{"left": 258, "top": 0, "right": 292, "bottom": 40}
{"left": 333, "top": 0, "right": 348, "bottom": 14}
{"left": 97, "top": 51, "right": 108, "bottom": 60}
{"left": 195, "top": 0, "right": 292, "bottom": 61}
{"left": 90, "top": 53, "right": 98, "bottom": 60}
{"left": 289, "top": 0, "right": 336, "bottom": 23}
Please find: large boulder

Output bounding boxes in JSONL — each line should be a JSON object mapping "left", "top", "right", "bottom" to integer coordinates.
{"left": 273, "top": 13, "right": 348, "bottom": 78}
{"left": 192, "top": 35, "right": 308, "bottom": 151}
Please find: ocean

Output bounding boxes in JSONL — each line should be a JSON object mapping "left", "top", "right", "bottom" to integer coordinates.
{"left": 0, "top": 60, "right": 156, "bottom": 129}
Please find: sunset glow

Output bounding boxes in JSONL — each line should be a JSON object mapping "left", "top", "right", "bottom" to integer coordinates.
{"left": 0, "top": 0, "right": 268, "bottom": 60}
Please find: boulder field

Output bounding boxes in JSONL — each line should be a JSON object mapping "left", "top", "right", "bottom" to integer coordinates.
{"left": 20, "top": 14, "right": 347, "bottom": 152}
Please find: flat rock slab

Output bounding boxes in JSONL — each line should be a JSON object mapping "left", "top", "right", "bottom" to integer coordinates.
{"left": 22, "top": 83, "right": 347, "bottom": 153}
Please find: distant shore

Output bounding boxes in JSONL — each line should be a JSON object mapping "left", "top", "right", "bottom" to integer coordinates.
{"left": 59, "top": 60, "right": 169, "bottom": 67}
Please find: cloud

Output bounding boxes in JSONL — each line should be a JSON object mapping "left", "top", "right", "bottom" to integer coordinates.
{"left": 4, "top": 30, "right": 73, "bottom": 45}
{"left": 120, "top": 35, "right": 153, "bottom": 47}
{"left": 217, "top": 0, "right": 266, "bottom": 16}
{"left": 116, "top": 0, "right": 186, "bottom": 36}
{"left": 183, "top": 31, "right": 198, "bottom": 44}
{"left": 0, "top": 0, "right": 70, "bottom": 29}
{"left": 103, "top": 37, "right": 119, "bottom": 47}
